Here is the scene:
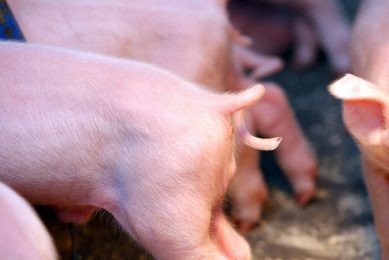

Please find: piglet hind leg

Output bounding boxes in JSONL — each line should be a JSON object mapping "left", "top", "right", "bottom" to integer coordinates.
{"left": 103, "top": 86, "right": 271, "bottom": 259}
{"left": 108, "top": 189, "right": 238, "bottom": 260}
{"left": 101, "top": 157, "right": 234, "bottom": 260}
{"left": 229, "top": 110, "right": 268, "bottom": 233}
{"left": 251, "top": 83, "right": 318, "bottom": 204}
{"left": 233, "top": 44, "right": 284, "bottom": 81}
{"left": 229, "top": 147, "right": 268, "bottom": 233}
{"left": 211, "top": 208, "right": 252, "bottom": 260}
{"left": 292, "top": 16, "right": 318, "bottom": 69}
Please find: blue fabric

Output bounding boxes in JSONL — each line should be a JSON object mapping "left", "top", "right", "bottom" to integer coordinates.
{"left": 0, "top": 0, "right": 25, "bottom": 40}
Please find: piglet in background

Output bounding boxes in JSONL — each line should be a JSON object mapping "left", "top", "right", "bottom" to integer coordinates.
{"left": 230, "top": 5, "right": 318, "bottom": 231}
{"left": 329, "top": 0, "right": 389, "bottom": 258}
{"left": 229, "top": 0, "right": 351, "bottom": 74}
{"left": 0, "top": 181, "right": 57, "bottom": 259}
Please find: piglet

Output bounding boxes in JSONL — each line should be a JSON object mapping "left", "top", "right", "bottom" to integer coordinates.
{"left": 0, "top": 41, "right": 281, "bottom": 259}
{"left": 0, "top": 181, "right": 57, "bottom": 259}
{"left": 329, "top": 0, "right": 389, "bottom": 257}
{"left": 229, "top": 0, "right": 351, "bottom": 74}
{"left": 9, "top": 0, "right": 313, "bottom": 233}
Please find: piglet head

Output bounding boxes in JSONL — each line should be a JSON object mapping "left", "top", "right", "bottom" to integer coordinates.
{"left": 329, "top": 74, "right": 389, "bottom": 171}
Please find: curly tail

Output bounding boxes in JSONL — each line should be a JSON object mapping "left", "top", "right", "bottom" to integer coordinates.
{"left": 226, "top": 84, "right": 282, "bottom": 151}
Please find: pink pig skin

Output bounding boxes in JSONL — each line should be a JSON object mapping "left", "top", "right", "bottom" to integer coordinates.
{"left": 229, "top": 82, "right": 317, "bottom": 231}
{"left": 7, "top": 0, "right": 235, "bottom": 93}
{"left": 329, "top": 0, "right": 389, "bottom": 258}
{"left": 0, "top": 181, "right": 57, "bottom": 260}
{"left": 7, "top": 0, "right": 282, "bottom": 93}
{"left": 0, "top": 42, "right": 280, "bottom": 259}
{"left": 10, "top": 0, "right": 315, "bottom": 232}
{"left": 8, "top": 0, "right": 312, "bottom": 232}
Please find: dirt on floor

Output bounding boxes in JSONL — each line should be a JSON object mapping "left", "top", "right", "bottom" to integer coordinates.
{"left": 38, "top": 0, "right": 380, "bottom": 259}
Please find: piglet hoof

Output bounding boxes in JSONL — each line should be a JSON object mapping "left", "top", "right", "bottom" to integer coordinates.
{"left": 295, "top": 189, "right": 315, "bottom": 205}
{"left": 291, "top": 175, "right": 316, "bottom": 206}
{"left": 231, "top": 204, "right": 263, "bottom": 233}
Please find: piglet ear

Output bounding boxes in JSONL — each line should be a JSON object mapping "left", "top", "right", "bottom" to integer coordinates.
{"left": 329, "top": 74, "right": 389, "bottom": 102}
{"left": 329, "top": 74, "right": 389, "bottom": 146}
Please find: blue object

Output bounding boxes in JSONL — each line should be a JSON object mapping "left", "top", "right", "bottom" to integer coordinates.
{"left": 0, "top": 0, "right": 25, "bottom": 40}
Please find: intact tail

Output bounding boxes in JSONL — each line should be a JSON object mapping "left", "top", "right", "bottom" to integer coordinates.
{"left": 227, "top": 84, "right": 282, "bottom": 151}
{"left": 234, "top": 109, "right": 281, "bottom": 150}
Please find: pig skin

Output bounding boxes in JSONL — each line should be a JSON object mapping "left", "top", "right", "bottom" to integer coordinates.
{"left": 0, "top": 41, "right": 281, "bottom": 259}
{"left": 329, "top": 0, "right": 389, "bottom": 258}
{"left": 8, "top": 0, "right": 316, "bottom": 233}
{"left": 0, "top": 181, "right": 57, "bottom": 259}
